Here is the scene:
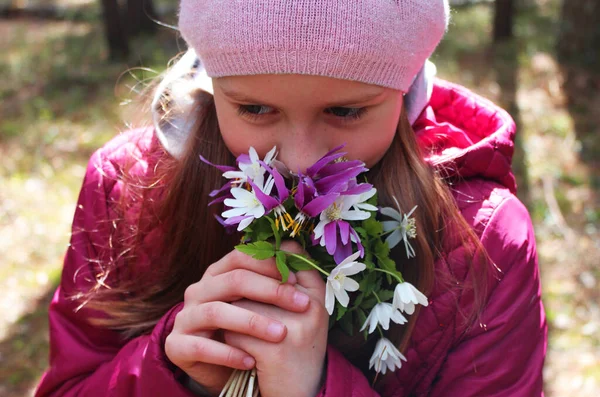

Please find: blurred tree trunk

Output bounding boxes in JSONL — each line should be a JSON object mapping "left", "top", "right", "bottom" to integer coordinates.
{"left": 100, "top": 0, "right": 129, "bottom": 59}
{"left": 557, "top": 0, "right": 600, "bottom": 72}
{"left": 493, "top": 0, "right": 514, "bottom": 42}
{"left": 126, "top": 0, "right": 157, "bottom": 36}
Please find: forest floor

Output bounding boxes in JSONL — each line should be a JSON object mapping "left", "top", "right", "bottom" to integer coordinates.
{"left": 0, "top": 1, "right": 598, "bottom": 396}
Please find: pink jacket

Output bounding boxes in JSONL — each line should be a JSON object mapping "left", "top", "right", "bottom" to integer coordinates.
{"left": 36, "top": 79, "right": 547, "bottom": 397}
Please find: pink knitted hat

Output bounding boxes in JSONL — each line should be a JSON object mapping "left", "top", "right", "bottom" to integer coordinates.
{"left": 178, "top": 0, "right": 450, "bottom": 92}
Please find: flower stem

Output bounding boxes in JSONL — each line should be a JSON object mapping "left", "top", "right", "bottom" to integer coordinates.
{"left": 284, "top": 252, "right": 330, "bottom": 276}
{"left": 373, "top": 291, "right": 382, "bottom": 303}
{"left": 373, "top": 268, "right": 404, "bottom": 283}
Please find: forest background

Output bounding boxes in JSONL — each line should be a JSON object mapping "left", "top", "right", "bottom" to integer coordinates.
{"left": 0, "top": 0, "right": 598, "bottom": 396}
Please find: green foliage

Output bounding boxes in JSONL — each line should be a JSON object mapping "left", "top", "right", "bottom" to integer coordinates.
{"left": 287, "top": 254, "right": 315, "bottom": 272}
{"left": 235, "top": 241, "right": 276, "bottom": 260}
{"left": 275, "top": 251, "right": 290, "bottom": 283}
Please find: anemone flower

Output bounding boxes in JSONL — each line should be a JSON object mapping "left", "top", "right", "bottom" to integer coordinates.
{"left": 250, "top": 163, "right": 293, "bottom": 230}
{"left": 360, "top": 302, "right": 407, "bottom": 334}
{"left": 222, "top": 177, "right": 274, "bottom": 231}
{"left": 380, "top": 198, "right": 418, "bottom": 258}
{"left": 325, "top": 251, "right": 366, "bottom": 315}
{"left": 369, "top": 337, "right": 407, "bottom": 374}
{"left": 291, "top": 175, "right": 339, "bottom": 236}
{"left": 223, "top": 146, "right": 277, "bottom": 187}
{"left": 312, "top": 194, "right": 372, "bottom": 263}
{"left": 392, "top": 281, "right": 429, "bottom": 315}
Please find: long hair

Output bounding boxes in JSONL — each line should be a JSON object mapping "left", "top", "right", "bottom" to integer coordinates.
{"left": 82, "top": 66, "right": 489, "bottom": 383}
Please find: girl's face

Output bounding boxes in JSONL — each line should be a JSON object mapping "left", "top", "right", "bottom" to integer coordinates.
{"left": 212, "top": 74, "right": 403, "bottom": 173}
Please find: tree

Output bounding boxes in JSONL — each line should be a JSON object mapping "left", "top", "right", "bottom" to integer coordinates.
{"left": 493, "top": 0, "right": 515, "bottom": 42}
{"left": 100, "top": 0, "right": 129, "bottom": 60}
{"left": 99, "top": 0, "right": 157, "bottom": 60}
{"left": 557, "top": 0, "right": 600, "bottom": 72}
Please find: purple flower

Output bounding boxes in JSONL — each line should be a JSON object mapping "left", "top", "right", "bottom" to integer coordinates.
{"left": 291, "top": 174, "right": 339, "bottom": 236}
{"left": 304, "top": 146, "right": 368, "bottom": 195}
{"left": 312, "top": 194, "right": 372, "bottom": 263}
{"left": 250, "top": 164, "right": 295, "bottom": 231}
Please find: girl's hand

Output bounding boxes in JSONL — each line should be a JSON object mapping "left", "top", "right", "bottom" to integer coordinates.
{"left": 223, "top": 262, "right": 329, "bottom": 397}
{"left": 164, "top": 245, "right": 312, "bottom": 395}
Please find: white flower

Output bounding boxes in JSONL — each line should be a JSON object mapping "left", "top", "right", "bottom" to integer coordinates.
{"left": 392, "top": 282, "right": 428, "bottom": 315}
{"left": 369, "top": 337, "right": 407, "bottom": 374}
{"left": 223, "top": 146, "right": 277, "bottom": 187}
{"left": 325, "top": 252, "right": 366, "bottom": 315}
{"left": 313, "top": 195, "right": 372, "bottom": 247}
{"left": 351, "top": 187, "right": 378, "bottom": 212}
{"left": 222, "top": 177, "right": 275, "bottom": 231}
{"left": 360, "top": 302, "right": 407, "bottom": 334}
{"left": 380, "top": 198, "right": 417, "bottom": 258}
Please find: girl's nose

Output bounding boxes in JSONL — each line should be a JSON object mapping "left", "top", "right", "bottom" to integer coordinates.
{"left": 277, "top": 129, "right": 329, "bottom": 175}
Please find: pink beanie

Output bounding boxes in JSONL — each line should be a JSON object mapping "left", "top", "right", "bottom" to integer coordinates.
{"left": 178, "top": 0, "right": 449, "bottom": 92}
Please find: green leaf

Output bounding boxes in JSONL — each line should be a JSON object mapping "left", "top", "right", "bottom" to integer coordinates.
{"left": 287, "top": 254, "right": 315, "bottom": 271}
{"left": 359, "top": 271, "right": 378, "bottom": 294}
{"left": 377, "top": 290, "right": 395, "bottom": 302}
{"left": 354, "top": 226, "right": 368, "bottom": 240}
{"left": 336, "top": 303, "right": 348, "bottom": 321}
{"left": 266, "top": 217, "right": 281, "bottom": 249}
{"left": 235, "top": 241, "right": 275, "bottom": 260}
{"left": 363, "top": 217, "right": 383, "bottom": 237}
{"left": 275, "top": 251, "right": 290, "bottom": 283}
{"left": 339, "top": 310, "right": 354, "bottom": 336}
{"left": 255, "top": 220, "right": 274, "bottom": 241}
{"left": 353, "top": 292, "right": 365, "bottom": 306}
{"left": 374, "top": 239, "right": 390, "bottom": 258}
{"left": 379, "top": 257, "right": 396, "bottom": 272}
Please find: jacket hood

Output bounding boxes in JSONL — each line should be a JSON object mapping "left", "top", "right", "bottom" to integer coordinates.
{"left": 413, "top": 79, "right": 517, "bottom": 193}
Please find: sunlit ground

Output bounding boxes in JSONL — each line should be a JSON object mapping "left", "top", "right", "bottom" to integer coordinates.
{"left": 0, "top": 1, "right": 598, "bottom": 396}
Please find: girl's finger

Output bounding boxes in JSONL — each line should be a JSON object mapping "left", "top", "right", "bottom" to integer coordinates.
{"left": 191, "top": 269, "right": 311, "bottom": 312}
{"left": 207, "top": 249, "right": 296, "bottom": 283}
{"left": 177, "top": 301, "right": 287, "bottom": 342}
{"left": 295, "top": 270, "right": 326, "bottom": 305}
{"left": 165, "top": 333, "right": 255, "bottom": 370}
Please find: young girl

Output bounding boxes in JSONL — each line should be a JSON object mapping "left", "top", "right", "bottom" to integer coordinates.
{"left": 36, "top": 1, "right": 547, "bottom": 396}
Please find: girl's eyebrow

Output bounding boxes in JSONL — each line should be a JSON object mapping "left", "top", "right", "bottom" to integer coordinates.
{"left": 221, "top": 89, "right": 386, "bottom": 107}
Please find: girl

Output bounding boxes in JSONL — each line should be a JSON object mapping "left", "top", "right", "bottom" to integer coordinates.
{"left": 36, "top": 1, "right": 547, "bottom": 396}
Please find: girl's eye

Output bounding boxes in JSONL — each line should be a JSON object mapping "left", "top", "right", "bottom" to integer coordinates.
{"left": 237, "top": 104, "right": 368, "bottom": 123}
{"left": 325, "top": 107, "right": 368, "bottom": 122}
{"left": 237, "top": 105, "right": 274, "bottom": 119}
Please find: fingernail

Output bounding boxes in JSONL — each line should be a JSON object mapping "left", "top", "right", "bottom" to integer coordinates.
{"left": 294, "top": 291, "right": 310, "bottom": 307}
{"left": 267, "top": 322, "right": 285, "bottom": 338}
{"left": 243, "top": 356, "right": 255, "bottom": 369}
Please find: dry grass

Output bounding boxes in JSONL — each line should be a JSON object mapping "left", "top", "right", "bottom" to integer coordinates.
{"left": 0, "top": 1, "right": 598, "bottom": 396}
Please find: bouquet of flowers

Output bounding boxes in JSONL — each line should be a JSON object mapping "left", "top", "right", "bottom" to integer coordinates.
{"left": 202, "top": 146, "right": 428, "bottom": 397}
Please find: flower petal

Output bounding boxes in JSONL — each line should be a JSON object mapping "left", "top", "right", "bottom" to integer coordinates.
{"left": 338, "top": 261, "right": 366, "bottom": 276}
{"left": 339, "top": 221, "right": 350, "bottom": 245}
{"left": 324, "top": 221, "right": 338, "bottom": 256}
{"left": 237, "top": 216, "right": 254, "bottom": 231}
{"left": 385, "top": 230, "right": 402, "bottom": 250}
{"left": 333, "top": 286, "right": 350, "bottom": 307}
{"left": 342, "top": 277, "right": 360, "bottom": 292}
{"left": 339, "top": 251, "right": 361, "bottom": 265}
{"left": 325, "top": 283, "right": 335, "bottom": 315}
{"left": 380, "top": 207, "right": 402, "bottom": 222}
{"left": 303, "top": 194, "right": 339, "bottom": 217}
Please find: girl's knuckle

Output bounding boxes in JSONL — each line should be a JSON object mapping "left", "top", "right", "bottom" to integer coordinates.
{"left": 274, "top": 282, "right": 292, "bottom": 302}
{"left": 225, "top": 347, "right": 239, "bottom": 367}
{"left": 201, "top": 302, "right": 221, "bottom": 324}
{"left": 192, "top": 338, "right": 209, "bottom": 360}
{"left": 247, "top": 313, "right": 261, "bottom": 333}
{"left": 183, "top": 284, "right": 197, "bottom": 303}
{"left": 228, "top": 269, "right": 246, "bottom": 286}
